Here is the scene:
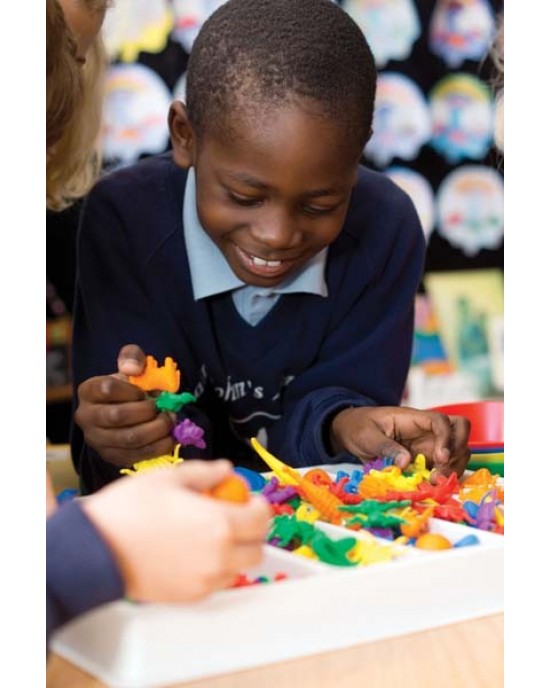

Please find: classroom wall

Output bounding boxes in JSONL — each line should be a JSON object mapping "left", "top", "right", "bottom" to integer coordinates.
{"left": 46, "top": 0, "right": 504, "bottom": 440}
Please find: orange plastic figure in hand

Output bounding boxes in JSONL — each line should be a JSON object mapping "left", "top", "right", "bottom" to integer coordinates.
{"left": 207, "top": 473, "right": 251, "bottom": 503}
{"left": 129, "top": 355, "right": 181, "bottom": 393}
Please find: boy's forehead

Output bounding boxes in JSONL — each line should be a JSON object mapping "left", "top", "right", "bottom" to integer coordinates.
{"left": 200, "top": 102, "right": 361, "bottom": 174}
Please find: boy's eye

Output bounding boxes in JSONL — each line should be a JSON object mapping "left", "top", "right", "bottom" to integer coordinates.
{"left": 228, "top": 192, "right": 262, "bottom": 207}
{"left": 302, "top": 204, "right": 339, "bottom": 216}
{"left": 226, "top": 190, "right": 339, "bottom": 215}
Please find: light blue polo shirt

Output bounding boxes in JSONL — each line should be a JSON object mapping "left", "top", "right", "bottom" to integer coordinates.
{"left": 183, "top": 167, "right": 328, "bottom": 326}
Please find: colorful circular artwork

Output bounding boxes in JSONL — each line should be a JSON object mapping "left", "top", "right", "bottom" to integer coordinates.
{"left": 429, "top": 74, "right": 494, "bottom": 164}
{"left": 386, "top": 167, "right": 435, "bottom": 241}
{"left": 436, "top": 166, "right": 503, "bottom": 256}
{"left": 172, "top": 0, "right": 227, "bottom": 53}
{"left": 342, "top": 0, "right": 420, "bottom": 67}
{"left": 364, "top": 73, "right": 431, "bottom": 167}
{"left": 101, "top": 0, "right": 173, "bottom": 63}
{"left": 429, "top": 0, "right": 496, "bottom": 68}
{"left": 102, "top": 64, "right": 172, "bottom": 165}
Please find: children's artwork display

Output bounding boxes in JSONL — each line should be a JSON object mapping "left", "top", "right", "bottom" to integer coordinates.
{"left": 101, "top": 0, "right": 173, "bottom": 62}
{"left": 102, "top": 64, "right": 173, "bottom": 165}
{"left": 410, "top": 294, "right": 450, "bottom": 373}
{"left": 423, "top": 269, "right": 503, "bottom": 398}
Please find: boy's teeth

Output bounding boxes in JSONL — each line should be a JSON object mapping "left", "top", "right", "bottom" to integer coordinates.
{"left": 251, "top": 255, "right": 282, "bottom": 267}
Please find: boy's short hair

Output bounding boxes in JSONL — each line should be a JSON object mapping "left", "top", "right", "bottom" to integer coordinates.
{"left": 186, "top": 0, "right": 377, "bottom": 154}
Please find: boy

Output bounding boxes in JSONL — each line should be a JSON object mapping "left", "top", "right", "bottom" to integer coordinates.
{"left": 72, "top": 0, "right": 470, "bottom": 494}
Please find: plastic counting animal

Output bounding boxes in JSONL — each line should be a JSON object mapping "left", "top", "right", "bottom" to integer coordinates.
{"left": 129, "top": 355, "right": 181, "bottom": 393}
{"left": 250, "top": 437, "right": 345, "bottom": 524}
{"left": 207, "top": 473, "right": 251, "bottom": 503}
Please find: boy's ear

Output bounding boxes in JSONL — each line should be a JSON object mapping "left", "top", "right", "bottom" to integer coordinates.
{"left": 169, "top": 101, "right": 196, "bottom": 168}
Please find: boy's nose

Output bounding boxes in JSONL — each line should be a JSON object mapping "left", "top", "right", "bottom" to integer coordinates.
{"left": 250, "top": 209, "right": 302, "bottom": 250}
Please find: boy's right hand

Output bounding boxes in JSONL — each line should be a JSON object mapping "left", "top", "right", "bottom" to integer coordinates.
{"left": 330, "top": 405, "right": 471, "bottom": 481}
{"left": 82, "top": 460, "right": 271, "bottom": 602}
{"left": 74, "top": 345, "right": 176, "bottom": 468}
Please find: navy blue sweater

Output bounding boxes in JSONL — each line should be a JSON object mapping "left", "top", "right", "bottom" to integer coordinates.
{"left": 47, "top": 501, "right": 124, "bottom": 645}
{"left": 71, "top": 153, "right": 425, "bottom": 493}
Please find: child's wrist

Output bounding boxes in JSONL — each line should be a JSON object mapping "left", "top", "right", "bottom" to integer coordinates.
{"left": 324, "top": 406, "right": 354, "bottom": 455}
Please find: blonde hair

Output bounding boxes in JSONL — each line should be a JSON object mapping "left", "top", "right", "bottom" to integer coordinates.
{"left": 46, "top": 0, "right": 109, "bottom": 211}
{"left": 46, "top": 0, "right": 81, "bottom": 150}
{"left": 491, "top": 13, "right": 504, "bottom": 153}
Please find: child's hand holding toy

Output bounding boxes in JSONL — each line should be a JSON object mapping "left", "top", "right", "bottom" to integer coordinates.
{"left": 75, "top": 345, "right": 179, "bottom": 468}
{"left": 330, "top": 406, "right": 471, "bottom": 482}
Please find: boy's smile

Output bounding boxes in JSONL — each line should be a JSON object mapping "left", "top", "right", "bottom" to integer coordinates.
{"left": 172, "top": 102, "right": 361, "bottom": 287}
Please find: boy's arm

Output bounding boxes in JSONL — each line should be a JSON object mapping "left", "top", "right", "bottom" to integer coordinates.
{"left": 267, "top": 198, "right": 426, "bottom": 467}
{"left": 70, "top": 176, "right": 194, "bottom": 492}
{"left": 70, "top": 183, "right": 158, "bottom": 491}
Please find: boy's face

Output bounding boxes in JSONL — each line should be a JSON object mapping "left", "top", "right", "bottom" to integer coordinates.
{"left": 172, "top": 103, "right": 361, "bottom": 288}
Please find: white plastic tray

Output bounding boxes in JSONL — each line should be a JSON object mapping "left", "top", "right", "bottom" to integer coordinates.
{"left": 51, "top": 465, "right": 504, "bottom": 688}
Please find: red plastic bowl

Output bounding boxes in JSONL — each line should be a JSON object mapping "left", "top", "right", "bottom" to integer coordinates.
{"left": 429, "top": 401, "right": 504, "bottom": 449}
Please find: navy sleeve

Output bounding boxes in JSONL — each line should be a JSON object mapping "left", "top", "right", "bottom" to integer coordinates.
{"left": 71, "top": 177, "right": 167, "bottom": 490}
{"left": 47, "top": 501, "right": 124, "bottom": 646}
{"left": 268, "top": 195, "right": 426, "bottom": 467}
{"left": 70, "top": 168, "right": 209, "bottom": 492}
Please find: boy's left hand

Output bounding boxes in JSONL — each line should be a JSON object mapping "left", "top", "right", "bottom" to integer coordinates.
{"left": 330, "top": 406, "right": 471, "bottom": 481}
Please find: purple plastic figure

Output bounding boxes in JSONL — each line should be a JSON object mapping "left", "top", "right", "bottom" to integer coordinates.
{"left": 261, "top": 477, "right": 298, "bottom": 504}
{"left": 475, "top": 491, "right": 498, "bottom": 531}
{"left": 362, "top": 457, "right": 393, "bottom": 473}
{"left": 172, "top": 418, "right": 206, "bottom": 449}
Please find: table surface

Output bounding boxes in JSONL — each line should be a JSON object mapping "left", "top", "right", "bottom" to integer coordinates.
{"left": 46, "top": 612, "right": 503, "bottom": 688}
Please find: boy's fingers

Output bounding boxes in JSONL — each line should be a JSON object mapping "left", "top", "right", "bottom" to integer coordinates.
{"left": 94, "top": 399, "right": 159, "bottom": 428}
{"left": 433, "top": 446, "right": 451, "bottom": 468}
{"left": 429, "top": 466, "right": 449, "bottom": 484}
{"left": 87, "top": 412, "right": 175, "bottom": 451}
{"left": 392, "top": 449, "right": 413, "bottom": 470}
{"left": 360, "top": 427, "right": 411, "bottom": 469}
{"left": 427, "top": 412, "right": 453, "bottom": 464}
{"left": 450, "top": 416, "right": 472, "bottom": 451}
{"left": 432, "top": 415, "right": 471, "bottom": 467}
{"left": 117, "top": 344, "right": 147, "bottom": 376}
{"left": 78, "top": 376, "right": 146, "bottom": 404}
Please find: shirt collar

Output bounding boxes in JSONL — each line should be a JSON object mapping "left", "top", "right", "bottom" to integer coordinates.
{"left": 183, "top": 167, "right": 328, "bottom": 301}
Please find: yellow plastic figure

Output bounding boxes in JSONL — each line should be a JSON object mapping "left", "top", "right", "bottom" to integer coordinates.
{"left": 120, "top": 445, "right": 183, "bottom": 475}
{"left": 249, "top": 437, "right": 301, "bottom": 485}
